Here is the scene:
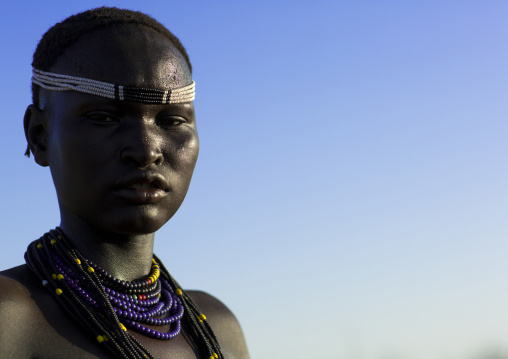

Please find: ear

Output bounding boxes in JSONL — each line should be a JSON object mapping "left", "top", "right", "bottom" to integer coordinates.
{"left": 24, "top": 104, "right": 49, "bottom": 167}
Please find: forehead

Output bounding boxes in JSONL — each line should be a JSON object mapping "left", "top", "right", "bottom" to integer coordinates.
{"left": 50, "top": 24, "right": 192, "bottom": 89}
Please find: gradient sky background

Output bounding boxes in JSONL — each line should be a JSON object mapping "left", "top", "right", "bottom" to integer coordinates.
{"left": 1, "top": 1, "right": 508, "bottom": 358}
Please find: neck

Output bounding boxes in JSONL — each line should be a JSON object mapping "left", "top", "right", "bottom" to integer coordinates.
{"left": 59, "top": 214, "right": 155, "bottom": 282}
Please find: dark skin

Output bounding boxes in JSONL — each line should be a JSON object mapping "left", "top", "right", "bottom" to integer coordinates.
{"left": 0, "top": 25, "right": 249, "bottom": 359}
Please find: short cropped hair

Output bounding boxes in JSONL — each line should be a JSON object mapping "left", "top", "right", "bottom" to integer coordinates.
{"left": 26, "top": 6, "right": 192, "bottom": 156}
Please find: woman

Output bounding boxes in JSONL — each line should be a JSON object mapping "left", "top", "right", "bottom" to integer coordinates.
{"left": 0, "top": 7, "right": 249, "bottom": 359}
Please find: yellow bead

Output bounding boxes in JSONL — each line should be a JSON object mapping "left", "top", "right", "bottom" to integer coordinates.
{"left": 50, "top": 239, "right": 57, "bottom": 245}
{"left": 213, "top": 353, "right": 219, "bottom": 359}
{"left": 58, "top": 235, "right": 62, "bottom": 239}
{"left": 175, "top": 289, "right": 183, "bottom": 296}
{"left": 199, "top": 319, "right": 203, "bottom": 323}
{"left": 57, "top": 274, "right": 64, "bottom": 281}
{"left": 96, "top": 335, "right": 104, "bottom": 343}
{"left": 52, "top": 273, "right": 57, "bottom": 280}
{"left": 37, "top": 243, "right": 43, "bottom": 249}
{"left": 209, "top": 356, "right": 215, "bottom": 359}
{"left": 119, "top": 323, "right": 127, "bottom": 331}
{"left": 55, "top": 288, "right": 63, "bottom": 295}
{"left": 88, "top": 267, "right": 94, "bottom": 273}
{"left": 75, "top": 258, "right": 81, "bottom": 265}
{"left": 199, "top": 314, "right": 207, "bottom": 321}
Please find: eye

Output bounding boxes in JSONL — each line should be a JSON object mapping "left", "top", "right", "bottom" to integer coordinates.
{"left": 158, "top": 116, "right": 186, "bottom": 128}
{"left": 85, "top": 112, "right": 118, "bottom": 124}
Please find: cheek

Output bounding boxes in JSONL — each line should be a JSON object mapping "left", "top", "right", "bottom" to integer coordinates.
{"left": 164, "top": 130, "right": 199, "bottom": 169}
{"left": 47, "top": 135, "right": 79, "bottom": 188}
{"left": 182, "top": 135, "right": 199, "bottom": 165}
{"left": 47, "top": 131, "right": 107, "bottom": 203}
{"left": 176, "top": 135, "right": 199, "bottom": 180}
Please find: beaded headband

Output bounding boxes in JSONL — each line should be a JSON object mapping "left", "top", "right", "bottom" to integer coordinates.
{"left": 32, "top": 68, "right": 195, "bottom": 104}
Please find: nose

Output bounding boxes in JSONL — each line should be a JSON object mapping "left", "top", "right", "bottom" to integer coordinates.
{"left": 120, "top": 121, "right": 163, "bottom": 168}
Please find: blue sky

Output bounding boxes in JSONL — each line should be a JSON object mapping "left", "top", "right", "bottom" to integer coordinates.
{"left": 1, "top": 1, "right": 508, "bottom": 358}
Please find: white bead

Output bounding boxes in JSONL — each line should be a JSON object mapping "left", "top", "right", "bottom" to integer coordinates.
{"left": 32, "top": 68, "right": 195, "bottom": 104}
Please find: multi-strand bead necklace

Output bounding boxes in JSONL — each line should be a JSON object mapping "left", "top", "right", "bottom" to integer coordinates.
{"left": 25, "top": 228, "right": 223, "bottom": 359}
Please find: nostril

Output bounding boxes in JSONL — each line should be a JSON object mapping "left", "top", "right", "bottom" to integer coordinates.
{"left": 119, "top": 123, "right": 164, "bottom": 167}
{"left": 120, "top": 144, "right": 163, "bottom": 167}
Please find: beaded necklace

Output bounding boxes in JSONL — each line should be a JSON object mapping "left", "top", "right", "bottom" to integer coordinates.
{"left": 25, "top": 228, "right": 223, "bottom": 359}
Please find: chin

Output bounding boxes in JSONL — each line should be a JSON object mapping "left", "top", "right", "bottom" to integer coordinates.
{"left": 116, "top": 215, "right": 172, "bottom": 235}
{"left": 90, "top": 206, "right": 178, "bottom": 236}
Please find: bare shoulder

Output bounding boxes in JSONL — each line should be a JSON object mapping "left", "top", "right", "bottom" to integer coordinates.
{"left": 0, "top": 264, "right": 42, "bottom": 313}
{"left": 0, "top": 265, "right": 45, "bottom": 357}
{"left": 187, "top": 290, "right": 250, "bottom": 359}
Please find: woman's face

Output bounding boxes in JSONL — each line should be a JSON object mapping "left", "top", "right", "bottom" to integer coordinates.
{"left": 40, "top": 25, "right": 199, "bottom": 235}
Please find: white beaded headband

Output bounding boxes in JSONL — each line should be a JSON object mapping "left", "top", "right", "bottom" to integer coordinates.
{"left": 32, "top": 68, "right": 195, "bottom": 104}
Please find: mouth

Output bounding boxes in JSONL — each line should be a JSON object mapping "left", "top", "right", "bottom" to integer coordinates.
{"left": 130, "top": 183, "right": 161, "bottom": 190}
{"left": 114, "top": 172, "right": 170, "bottom": 204}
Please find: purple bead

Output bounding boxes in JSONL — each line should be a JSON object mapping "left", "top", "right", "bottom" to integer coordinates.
{"left": 46, "top": 251, "right": 185, "bottom": 342}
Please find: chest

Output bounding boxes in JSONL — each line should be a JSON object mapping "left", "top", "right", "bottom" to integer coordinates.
{"left": 29, "top": 297, "right": 203, "bottom": 359}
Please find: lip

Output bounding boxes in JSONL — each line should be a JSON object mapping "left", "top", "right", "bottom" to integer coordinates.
{"left": 113, "top": 171, "right": 170, "bottom": 204}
